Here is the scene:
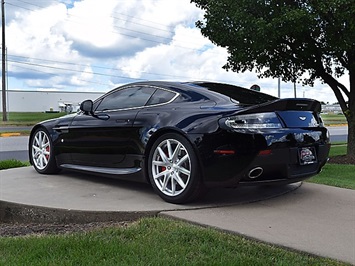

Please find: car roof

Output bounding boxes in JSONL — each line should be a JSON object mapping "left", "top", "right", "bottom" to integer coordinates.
{"left": 126, "top": 81, "right": 277, "bottom": 105}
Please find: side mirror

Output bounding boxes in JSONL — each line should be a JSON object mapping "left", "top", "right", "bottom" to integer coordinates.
{"left": 80, "top": 100, "right": 93, "bottom": 115}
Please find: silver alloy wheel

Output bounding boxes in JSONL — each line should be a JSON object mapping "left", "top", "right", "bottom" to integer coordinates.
{"left": 31, "top": 130, "right": 51, "bottom": 170}
{"left": 151, "top": 138, "right": 191, "bottom": 197}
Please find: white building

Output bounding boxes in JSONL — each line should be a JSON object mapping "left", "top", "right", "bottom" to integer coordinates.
{"left": 1, "top": 90, "right": 345, "bottom": 115}
{"left": 1, "top": 90, "right": 104, "bottom": 112}
{"left": 322, "top": 104, "right": 343, "bottom": 114}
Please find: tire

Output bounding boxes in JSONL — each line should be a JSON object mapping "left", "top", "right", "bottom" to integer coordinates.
{"left": 30, "top": 128, "right": 60, "bottom": 174}
{"left": 148, "top": 133, "right": 204, "bottom": 204}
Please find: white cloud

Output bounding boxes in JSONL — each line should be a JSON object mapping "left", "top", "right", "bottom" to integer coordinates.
{"left": 63, "top": 0, "right": 119, "bottom": 48}
{"left": 70, "top": 65, "right": 93, "bottom": 86}
{"left": 3, "top": 0, "right": 347, "bottom": 104}
{"left": 8, "top": 3, "right": 72, "bottom": 58}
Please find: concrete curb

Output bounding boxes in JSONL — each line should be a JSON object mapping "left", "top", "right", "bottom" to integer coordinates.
{"left": 0, "top": 182, "right": 300, "bottom": 224}
{"left": 0, "top": 201, "right": 158, "bottom": 224}
{"left": 0, "top": 182, "right": 301, "bottom": 224}
{"left": 0, "top": 132, "right": 21, "bottom": 137}
{"left": 0, "top": 167, "right": 302, "bottom": 224}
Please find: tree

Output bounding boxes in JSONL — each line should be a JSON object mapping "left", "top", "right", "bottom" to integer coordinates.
{"left": 191, "top": 0, "right": 355, "bottom": 158}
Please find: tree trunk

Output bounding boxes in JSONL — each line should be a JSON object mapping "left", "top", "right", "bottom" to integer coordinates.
{"left": 348, "top": 117, "right": 355, "bottom": 158}
{"left": 321, "top": 70, "right": 354, "bottom": 158}
{"left": 347, "top": 69, "right": 355, "bottom": 158}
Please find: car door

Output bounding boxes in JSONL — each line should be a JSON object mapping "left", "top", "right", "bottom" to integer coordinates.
{"left": 66, "top": 86, "right": 157, "bottom": 169}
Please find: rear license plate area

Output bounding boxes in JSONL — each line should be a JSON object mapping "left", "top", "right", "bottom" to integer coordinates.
{"left": 298, "top": 147, "right": 317, "bottom": 165}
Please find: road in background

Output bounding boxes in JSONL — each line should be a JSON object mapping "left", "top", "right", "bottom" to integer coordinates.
{"left": 0, "top": 136, "right": 29, "bottom": 161}
{"left": 0, "top": 126, "right": 349, "bottom": 161}
{"left": 0, "top": 126, "right": 33, "bottom": 132}
{"left": 327, "top": 126, "right": 348, "bottom": 142}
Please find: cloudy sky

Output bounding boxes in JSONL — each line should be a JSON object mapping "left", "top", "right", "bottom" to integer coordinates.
{"left": 3, "top": 0, "right": 349, "bottom": 104}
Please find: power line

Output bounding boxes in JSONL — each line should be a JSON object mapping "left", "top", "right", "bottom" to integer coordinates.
{"left": 12, "top": 63, "right": 115, "bottom": 87}
{"left": 11, "top": 0, "right": 202, "bottom": 46}
{"left": 11, "top": 0, "right": 45, "bottom": 9}
{"left": 8, "top": 58, "right": 240, "bottom": 86}
{"left": 5, "top": 1, "right": 236, "bottom": 85}
{"left": 7, "top": 0, "right": 214, "bottom": 54}
{"left": 8, "top": 59, "right": 146, "bottom": 81}
{"left": 6, "top": 2, "right": 36, "bottom": 12}
{"left": 7, "top": 54, "right": 209, "bottom": 81}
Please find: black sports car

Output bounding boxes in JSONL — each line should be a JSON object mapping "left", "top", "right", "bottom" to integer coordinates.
{"left": 29, "top": 81, "right": 330, "bottom": 203}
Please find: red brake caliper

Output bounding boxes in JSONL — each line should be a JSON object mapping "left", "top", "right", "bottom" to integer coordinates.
{"left": 45, "top": 146, "right": 50, "bottom": 160}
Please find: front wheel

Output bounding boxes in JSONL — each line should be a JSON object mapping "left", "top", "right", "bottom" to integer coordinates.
{"left": 30, "top": 128, "right": 60, "bottom": 174}
{"left": 148, "top": 133, "right": 204, "bottom": 204}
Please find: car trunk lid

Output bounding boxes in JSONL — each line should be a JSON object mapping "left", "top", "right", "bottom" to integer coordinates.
{"left": 237, "top": 98, "right": 322, "bottom": 128}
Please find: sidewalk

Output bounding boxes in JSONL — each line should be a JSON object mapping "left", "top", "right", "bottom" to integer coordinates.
{"left": 1, "top": 167, "right": 354, "bottom": 264}
{"left": 162, "top": 183, "right": 355, "bottom": 264}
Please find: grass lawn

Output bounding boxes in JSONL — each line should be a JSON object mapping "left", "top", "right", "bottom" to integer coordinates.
{"left": 328, "top": 143, "right": 347, "bottom": 157}
{"left": 0, "top": 159, "right": 29, "bottom": 170}
{"left": 0, "top": 132, "right": 353, "bottom": 265}
{"left": 0, "top": 217, "right": 344, "bottom": 265}
{"left": 308, "top": 164, "right": 355, "bottom": 189}
{"left": 0, "top": 112, "right": 66, "bottom": 126}
{"left": 0, "top": 112, "right": 347, "bottom": 126}
{"left": 307, "top": 143, "right": 355, "bottom": 189}
{"left": 321, "top": 113, "right": 347, "bottom": 126}
{"left": 0, "top": 114, "right": 353, "bottom": 264}
{"left": 0, "top": 112, "right": 348, "bottom": 126}
{"left": 0, "top": 143, "right": 354, "bottom": 189}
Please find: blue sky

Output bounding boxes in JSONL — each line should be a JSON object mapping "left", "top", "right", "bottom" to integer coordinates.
{"left": 2, "top": 0, "right": 347, "bottom": 104}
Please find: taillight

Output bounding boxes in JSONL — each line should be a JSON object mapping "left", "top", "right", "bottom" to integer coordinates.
{"left": 225, "top": 112, "right": 282, "bottom": 129}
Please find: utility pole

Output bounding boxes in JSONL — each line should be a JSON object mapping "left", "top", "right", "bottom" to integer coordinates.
{"left": 1, "top": 0, "right": 7, "bottom": 121}
{"left": 293, "top": 82, "right": 297, "bottom": 98}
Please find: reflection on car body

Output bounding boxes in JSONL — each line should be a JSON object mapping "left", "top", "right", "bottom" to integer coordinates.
{"left": 29, "top": 81, "right": 330, "bottom": 203}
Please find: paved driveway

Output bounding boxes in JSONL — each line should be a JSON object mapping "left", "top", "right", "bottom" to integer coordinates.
{"left": 0, "top": 167, "right": 354, "bottom": 264}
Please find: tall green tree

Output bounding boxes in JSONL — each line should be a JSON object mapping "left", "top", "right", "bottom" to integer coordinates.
{"left": 192, "top": 0, "right": 355, "bottom": 158}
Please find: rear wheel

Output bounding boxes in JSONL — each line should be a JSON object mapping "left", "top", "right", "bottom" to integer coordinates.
{"left": 148, "top": 133, "right": 204, "bottom": 204}
{"left": 30, "top": 128, "right": 60, "bottom": 174}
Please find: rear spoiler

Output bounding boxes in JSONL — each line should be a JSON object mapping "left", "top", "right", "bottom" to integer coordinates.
{"left": 237, "top": 98, "right": 321, "bottom": 114}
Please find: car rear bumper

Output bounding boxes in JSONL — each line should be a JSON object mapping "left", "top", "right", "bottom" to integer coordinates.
{"left": 237, "top": 143, "right": 330, "bottom": 185}
{"left": 192, "top": 127, "right": 330, "bottom": 187}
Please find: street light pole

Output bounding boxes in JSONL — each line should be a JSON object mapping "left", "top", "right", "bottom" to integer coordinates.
{"left": 294, "top": 82, "right": 297, "bottom": 98}
{"left": 1, "top": 0, "right": 7, "bottom": 121}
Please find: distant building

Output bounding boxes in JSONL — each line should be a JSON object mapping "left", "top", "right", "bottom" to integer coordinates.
{"left": 1, "top": 90, "right": 345, "bottom": 115}
{"left": 1, "top": 90, "right": 104, "bottom": 112}
{"left": 322, "top": 104, "right": 342, "bottom": 114}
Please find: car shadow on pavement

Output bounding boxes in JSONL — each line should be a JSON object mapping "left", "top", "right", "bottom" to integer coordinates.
{"left": 59, "top": 169, "right": 301, "bottom": 208}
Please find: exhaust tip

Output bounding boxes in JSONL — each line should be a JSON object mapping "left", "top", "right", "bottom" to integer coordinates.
{"left": 248, "top": 167, "right": 263, "bottom": 179}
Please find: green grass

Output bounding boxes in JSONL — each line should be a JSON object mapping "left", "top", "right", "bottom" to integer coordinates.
{"left": 0, "top": 159, "right": 29, "bottom": 170}
{"left": 0, "top": 112, "right": 348, "bottom": 129}
{"left": 329, "top": 143, "right": 347, "bottom": 157}
{"left": 0, "top": 217, "right": 344, "bottom": 266}
{"left": 0, "top": 122, "right": 352, "bottom": 265}
{"left": 308, "top": 164, "right": 355, "bottom": 189}
{"left": 307, "top": 143, "right": 355, "bottom": 189}
{"left": 0, "top": 112, "right": 348, "bottom": 126}
{"left": 321, "top": 113, "right": 347, "bottom": 125}
{"left": 0, "top": 112, "right": 66, "bottom": 126}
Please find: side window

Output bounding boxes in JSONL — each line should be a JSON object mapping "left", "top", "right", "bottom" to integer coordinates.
{"left": 96, "top": 86, "right": 156, "bottom": 111}
{"left": 146, "top": 89, "right": 177, "bottom": 106}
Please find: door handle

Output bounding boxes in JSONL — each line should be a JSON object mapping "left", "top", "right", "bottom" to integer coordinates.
{"left": 116, "top": 119, "right": 131, "bottom": 125}
{"left": 96, "top": 114, "right": 110, "bottom": 120}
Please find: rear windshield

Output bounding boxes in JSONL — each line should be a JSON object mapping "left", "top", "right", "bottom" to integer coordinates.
{"left": 192, "top": 82, "right": 277, "bottom": 105}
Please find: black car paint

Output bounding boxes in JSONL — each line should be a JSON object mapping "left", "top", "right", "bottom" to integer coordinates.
{"left": 29, "top": 81, "right": 330, "bottom": 187}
